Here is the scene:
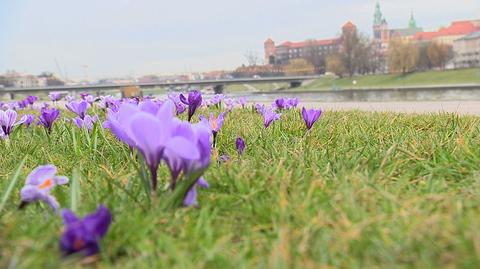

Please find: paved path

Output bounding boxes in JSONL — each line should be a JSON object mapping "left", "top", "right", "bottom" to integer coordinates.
{"left": 256, "top": 101, "right": 480, "bottom": 115}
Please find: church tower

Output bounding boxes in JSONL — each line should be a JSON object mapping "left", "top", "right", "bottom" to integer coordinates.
{"left": 264, "top": 38, "right": 276, "bottom": 65}
{"left": 373, "top": 1, "right": 389, "bottom": 44}
{"left": 373, "top": 1, "right": 384, "bottom": 40}
{"left": 408, "top": 12, "right": 417, "bottom": 29}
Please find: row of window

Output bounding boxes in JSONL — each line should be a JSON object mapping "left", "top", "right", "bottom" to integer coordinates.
{"left": 286, "top": 46, "right": 336, "bottom": 53}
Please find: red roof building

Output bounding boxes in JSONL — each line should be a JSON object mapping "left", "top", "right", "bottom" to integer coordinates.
{"left": 263, "top": 23, "right": 351, "bottom": 68}
{"left": 413, "top": 20, "right": 480, "bottom": 44}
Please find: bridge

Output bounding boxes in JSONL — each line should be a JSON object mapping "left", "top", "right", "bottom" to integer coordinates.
{"left": 0, "top": 75, "right": 320, "bottom": 99}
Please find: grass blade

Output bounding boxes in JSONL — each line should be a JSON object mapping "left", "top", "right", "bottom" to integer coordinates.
{"left": 70, "top": 168, "right": 81, "bottom": 211}
{"left": 0, "top": 157, "right": 26, "bottom": 214}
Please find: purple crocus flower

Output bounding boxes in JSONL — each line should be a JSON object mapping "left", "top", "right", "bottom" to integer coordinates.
{"left": 224, "top": 98, "right": 235, "bottom": 111}
{"left": 274, "top": 98, "right": 286, "bottom": 110}
{"left": 180, "top": 90, "right": 202, "bottom": 121}
{"left": 84, "top": 95, "right": 96, "bottom": 105}
{"left": 73, "top": 115, "right": 98, "bottom": 131}
{"left": 18, "top": 99, "right": 29, "bottom": 109}
{"left": 287, "top": 98, "right": 299, "bottom": 108}
{"left": 60, "top": 205, "right": 112, "bottom": 256}
{"left": 65, "top": 100, "right": 88, "bottom": 119}
{"left": 168, "top": 93, "right": 186, "bottom": 115}
{"left": 19, "top": 164, "right": 69, "bottom": 211}
{"left": 38, "top": 107, "right": 60, "bottom": 134}
{"left": 262, "top": 108, "right": 281, "bottom": 128}
{"left": 236, "top": 137, "right": 245, "bottom": 155}
{"left": 238, "top": 97, "right": 247, "bottom": 108}
{"left": 65, "top": 95, "right": 75, "bottom": 102}
{"left": 199, "top": 112, "right": 225, "bottom": 147}
{"left": 209, "top": 94, "right": 225, "bottom": 107}
{"left": 255, "top": 103, "right": 265, "bottom": 114}
{"left": 26, "top": 95, "right": 38, "bottom": 105}
{"left": 0, "top": 109, "right": 27, "bottom": 138}
{"left": 48, "top": 92, "right": 62, "bottom": 102}
{"left": 163, "top": 121, "right": 212, "bottom": 205}
{"left": 163, "top": 120, "right": 211, "bottom": 189}
{"left": 106, "top": 101, "right": 201, "bottom": 190}
{"left": 98, "top": 95, "right": 119, "bottom": 110}
{"left": 301, "top": 107, "right": 322, "bottom": 130}
{"left": 80, "top": 92, "right": 90, "bottom": 100}
{"left": 24, "top": 114, "right": 35, "bottom": 128}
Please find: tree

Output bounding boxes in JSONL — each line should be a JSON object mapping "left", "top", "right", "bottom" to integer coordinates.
{"left": 427, "top": 42, "right": 453, "bottom": 69}
{"left": 340, "top": 25, "right": 360, "bottom": 77}
{"left": 302, "top": 39, "right": 324, "bottom": 73}
{"left": 284, "top": 59, "right": 315, "bottom": 76}
{"left": 326, "top": 54, "right": 346, "bottom": 77}
{"left": 353, "top": 35, "right": 378, "bottom": 75}
{"left": 417, "top": 42, "right": 433, "bottom": 71}
{"left": 244, "top": 51, "right": 259, "bottom": 66}
{"left": 387, "top": 38, "right": 419, "bottom": 75}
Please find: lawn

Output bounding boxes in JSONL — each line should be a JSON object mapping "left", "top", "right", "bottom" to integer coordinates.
{"left": 1, "top": 105, "right": 480, "bottom": 268}
{"left": 301, "top": 68, "right": 480, "bottom": 90}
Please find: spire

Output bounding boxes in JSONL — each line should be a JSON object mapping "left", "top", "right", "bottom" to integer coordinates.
{"left": 374, "top": 1, "right": 383, "bottom": 26}
{"left": 409, "top": 12, "right": 417, "bottom": 28}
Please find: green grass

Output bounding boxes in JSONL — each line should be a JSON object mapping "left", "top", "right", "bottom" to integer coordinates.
{"left": 301, "top": 68, "right": 480, "bottom": 90}
{"left": 1, "top": 107, "right": 480, "bottom": 268}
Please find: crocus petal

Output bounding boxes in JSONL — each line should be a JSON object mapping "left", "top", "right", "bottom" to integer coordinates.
{"left": 165, "top": 136, "right": 200, "bottom": 160}
{"left": 20, "top": 185, "right": 43, "bottom": 201}
{"left": 53, "top": 176, "right": 69, "bottom": 185}
{"left": 197, "top": 177, "right": 209, "bottom": 188}
{"left": 74, "top": 117, "right": 83, "bottom": 129}
{"left": 62, "top": 209, "right": 81, "bottom": 224}
{"left": 183, "top": 186, "right": 198, "bottom": 206}
{"left": 130, "top": 113, "right": 162, "bottom": 149}
{"left": 26, "top": 164, "right": 57, "bottom": 185}
{"left": 5, "top": 110, "right": 17, "bottom": 127}
{"left": 155, "top": 100, "right": 175, "bottom": 121}
{"left": 15, "top": 115, "right": 28, "bottom": 126}
{"left": 43, "top": 194, "right": 60, "bottom": 211}
{"left": 179, "top": 94, "right": 188, "bottom": 105}
{"left": 83, "top": 205, "right": 112, "bottom": 238}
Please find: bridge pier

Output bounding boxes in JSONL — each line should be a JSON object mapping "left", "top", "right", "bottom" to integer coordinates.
{"left": 214, "top": 84, "right": 224, "bottom": 94}
{"left": 290, "top": 81, "right": 302, "bottom": 88}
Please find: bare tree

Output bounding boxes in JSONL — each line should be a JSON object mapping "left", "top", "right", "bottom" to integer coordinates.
{"left": 353, "top": 34, "right": 378, "bottom": 75}
{"left": 427, "top": 42, "right": 453, "bottom": 70}
{"left": 417, "top": 42, "right": 433, "bottom": 71}
{"left": 244, "top": 51, "right": 260, "bottom": 66}
{"left": 340, "top": 25, "right": 360, "bottom": 77}
{"left": 302, "top": 39, "right": 325, "bottom": 73}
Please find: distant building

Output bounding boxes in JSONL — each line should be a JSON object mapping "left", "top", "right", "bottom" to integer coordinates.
{"left": 453, "top": 31, "right": 480, "bottom": 68}
{"left": 372, "top": 1, "right": 423, "bottom": 53}
{"left": 413, "top": 20, "right": 480, "bottom": 45}
{"left": 1, "top": 71, "right": 48, "bottom": 88}
{"left": 264, "top": 22, "right": 356, "bottom": 73}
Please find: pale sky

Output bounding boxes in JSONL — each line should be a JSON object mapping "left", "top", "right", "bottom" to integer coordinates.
{"left": 1, "top": 0, "right": 479, "bottom": 80}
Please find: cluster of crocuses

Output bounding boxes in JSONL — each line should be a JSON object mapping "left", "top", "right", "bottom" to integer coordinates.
{"left": 65, "top": 100, "right": 99, "bottom": 131}
{"left": 254, "top": 103, "right": 282, "bottom": 128}
{"left": 104, "top": 98, "right": 211, "bottom": 206}
{"left": 19, "top": 164, "right": 112, "bottom": 257}
{"left": 254, "top": 97, "right": 321, "bottom": 130}
{"left": 272, "top": 97, "right": 299, "bottom": 110}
